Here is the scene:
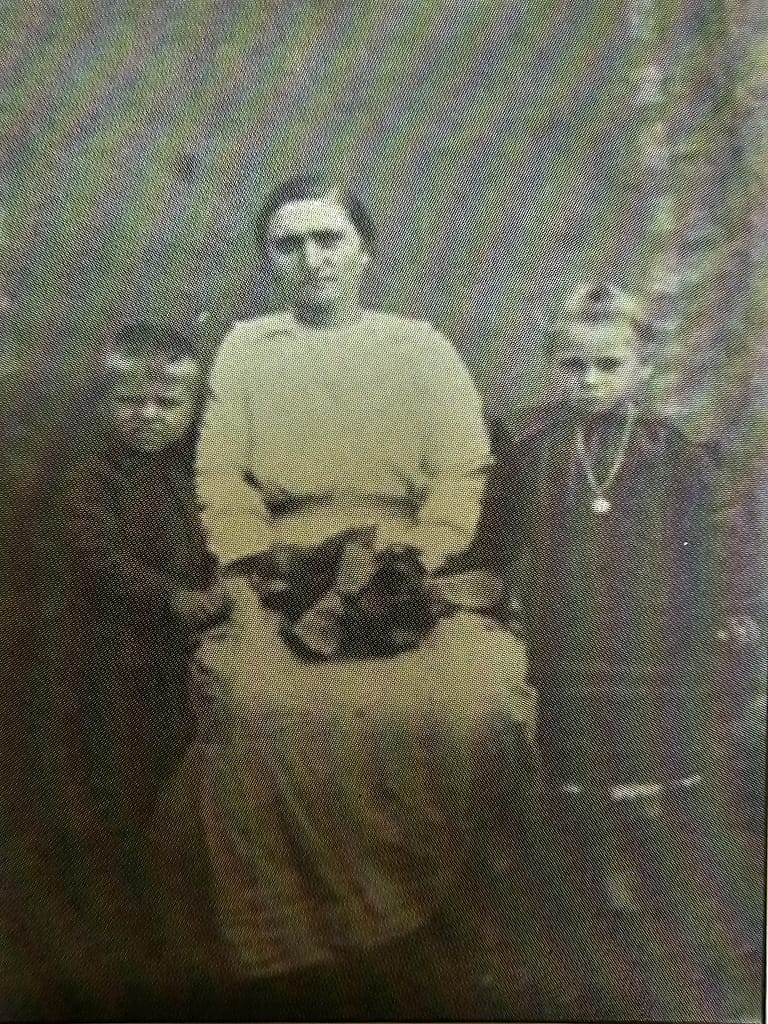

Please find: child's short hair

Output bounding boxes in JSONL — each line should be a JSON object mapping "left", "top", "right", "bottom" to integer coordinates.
{"left": 92, "top": 324, "right": 203, "bottom": 425}
{"left": 100, "top": 321, "right": 202, "bottom": 385}
{"left": 546, "top": 283, "right": 657, "bottom": 361}
{"left": 109, "top": 321, "right": 200, "bottom": 365}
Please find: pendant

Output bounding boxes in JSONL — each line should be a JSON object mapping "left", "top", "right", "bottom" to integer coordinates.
{"left": 592, "top": 496, "right": 612, "bottom": 514}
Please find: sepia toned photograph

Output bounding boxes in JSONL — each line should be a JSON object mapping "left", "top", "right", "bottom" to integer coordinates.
{"left": 1, "top": 1, "right": 766, "bottom": 1020}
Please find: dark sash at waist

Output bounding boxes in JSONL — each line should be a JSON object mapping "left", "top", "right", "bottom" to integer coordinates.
{"left": 264, "top": 490, "right": 418, "bottom": 520}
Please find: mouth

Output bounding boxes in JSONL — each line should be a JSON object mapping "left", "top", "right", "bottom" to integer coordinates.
{"left": 129, "top": 436, "right": 170, "bottom": 453}
{"left": 128, "top": 425, "right": 166, "bottom": 441}
{"left": 573, "top": 393, "right": 610, "bottom": 410}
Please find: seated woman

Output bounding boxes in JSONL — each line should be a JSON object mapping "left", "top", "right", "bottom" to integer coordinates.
{"left": 191, "top": 174, "right": 534, "bottom": 1019}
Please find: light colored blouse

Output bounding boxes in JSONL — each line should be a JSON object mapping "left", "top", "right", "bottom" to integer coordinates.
{"left": 192, "top": 311, "right": 528, "bottom": 976}
{"left": 196, "top": 310, "right": 491, "bottom": 572}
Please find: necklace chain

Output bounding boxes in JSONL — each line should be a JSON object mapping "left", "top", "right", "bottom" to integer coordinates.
{"left": 575, "top": 404, "right": 638, "bottom": 500}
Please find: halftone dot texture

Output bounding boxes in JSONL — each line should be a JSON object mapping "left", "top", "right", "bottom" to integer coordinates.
{"left": 0, "top": 1, "right": 764, "bottom": 1020}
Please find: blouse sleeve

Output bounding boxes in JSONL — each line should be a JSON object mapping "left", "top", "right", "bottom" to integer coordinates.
{"left": 196, "top": 326, "right": 275, "bottom": 566}
{"left": 377, "top": 326, "right": 492, "bottom": 572}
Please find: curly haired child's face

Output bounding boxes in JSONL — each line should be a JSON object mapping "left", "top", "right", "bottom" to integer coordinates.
{"left": 552, "top": 321, "right": 647, "bottom": 416}
{"left": 106, "top": 376, "right": 198, "bottom": 453}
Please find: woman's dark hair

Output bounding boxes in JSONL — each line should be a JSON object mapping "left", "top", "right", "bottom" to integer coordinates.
{"left": 255, "top": 175, "right": 377, "bottom": 256}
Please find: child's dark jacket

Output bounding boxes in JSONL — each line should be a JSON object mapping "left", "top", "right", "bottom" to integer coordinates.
{"left": 64, "top": 439, "right": 213, "bottom": 821}
{"left": 464, "top": 401, "right": 725, "bottom": 783}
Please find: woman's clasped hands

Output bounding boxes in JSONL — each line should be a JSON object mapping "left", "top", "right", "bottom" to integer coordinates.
{"left": 170, "top": 576, "right": 235, "bottom": 632}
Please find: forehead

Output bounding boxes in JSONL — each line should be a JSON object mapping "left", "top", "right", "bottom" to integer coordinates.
{"left": 105, "top": 345, "right": 200, "bottom": 376}
{"left": 108, "top": 373, "right": 197, "bottom": 402}
{"left": 267, "top": 195, "right": 357, "bottom": 238}
{"left": 553, "top": 320, "right": 638, "bottom": 361}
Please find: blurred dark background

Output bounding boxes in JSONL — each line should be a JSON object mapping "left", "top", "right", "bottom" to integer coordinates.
{"left": 0, "top": 0, "right": 764, "bottom": 1015}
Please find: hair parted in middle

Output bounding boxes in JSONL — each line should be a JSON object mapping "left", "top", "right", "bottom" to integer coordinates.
{"left": 255, "top": 174, "right": 378, "bottom": 257}
{"left": 546, "top": 282, "right": 659, "bottom": 361}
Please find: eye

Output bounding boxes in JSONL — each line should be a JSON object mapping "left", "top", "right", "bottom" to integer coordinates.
{"left": 156, "top": 397, "right": 183, "bottom": 411}
{"left": 312, "top": 230, "right": 343, "bottom": 248}
{"left": 558, "top": 357, "right": 587, "bottom": 373}
{"left": 595, "top": 358, "right": 622, "bottom": 372}
{"left": 269, "top": 234, "right": 302, "bottom": 255}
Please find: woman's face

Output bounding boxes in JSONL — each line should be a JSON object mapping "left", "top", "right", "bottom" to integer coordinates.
{"left": 265, "top": 194, "right": 370, "bottom": 316}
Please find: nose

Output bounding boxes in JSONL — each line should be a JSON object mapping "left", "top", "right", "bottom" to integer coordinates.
{"left": 584, "top": 364, "right": 601, "bottom": 387}
{"left": 139, "top": 402, "right": 162, "bottom": 421}
{"left": 302, "top": 238, "right": 326, "bottom": 270}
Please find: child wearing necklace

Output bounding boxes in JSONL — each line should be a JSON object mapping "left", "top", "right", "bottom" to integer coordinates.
{"left": 462, "top": 283, "right": 762, "bottom": 1019}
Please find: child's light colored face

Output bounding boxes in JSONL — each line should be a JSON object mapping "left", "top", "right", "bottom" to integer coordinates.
{"left": 552, "top": 320, "right": 646, "bottom": 416}
{"left": 106, "top": 374, "right": 198, "bottom": 453}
